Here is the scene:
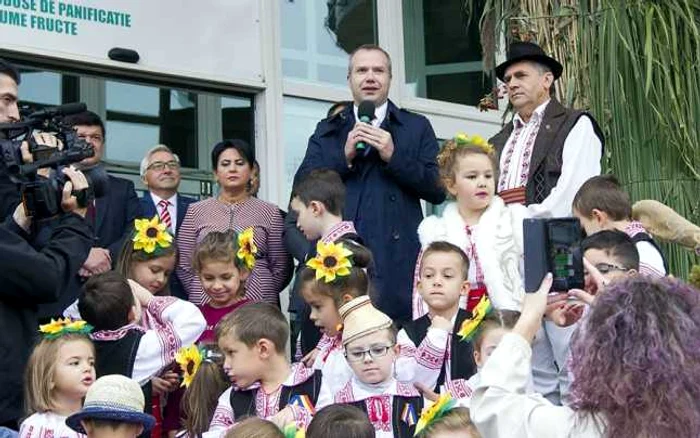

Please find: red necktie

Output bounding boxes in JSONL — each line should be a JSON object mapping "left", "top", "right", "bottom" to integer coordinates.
{"left": 158, "top": 199, "right": 172, "bottom": 230}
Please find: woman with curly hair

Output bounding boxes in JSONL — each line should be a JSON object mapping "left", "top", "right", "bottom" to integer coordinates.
{"left": 471, "top": 273, "right": 700, "bottom": 437}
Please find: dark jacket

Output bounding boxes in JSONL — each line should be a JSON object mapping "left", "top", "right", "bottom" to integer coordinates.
{"left": 0, "top": 212, "right": 93, "bottom": 424}
{"left": 138, "top": 192, "right": 197, "bottom": 299}
{"left": 294, "top": 101, "right": 445, "bottom": 321}
{"left": 489, "top": 99, "right": 604, "bottom": 204}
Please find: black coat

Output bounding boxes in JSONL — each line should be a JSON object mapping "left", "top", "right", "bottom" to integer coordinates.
{"left": 293, "top": 101, "right": 445, "bottom": 321}
{"left": 0, "top": 212, "right": 93, "bottom": 424}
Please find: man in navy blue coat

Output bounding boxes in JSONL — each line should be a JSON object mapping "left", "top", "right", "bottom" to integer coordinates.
{"left": 138, "top": 144, "right": 196, "bottom": 299}
{"left": 294, "top": 44, "right": 445, "bottom": 322}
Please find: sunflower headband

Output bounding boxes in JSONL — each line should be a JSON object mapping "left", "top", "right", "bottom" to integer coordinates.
{"left": 305, "top": 241, "right": 353, "bottom": 283}
{"left": 457, "top": 295, "right": 493, "bottom": 341}
{"left": 132, "top": 216, "right": 174, "bottom": 256}
{"left": 175, "top": 344, "right": 223, "bottom": 388}
{"left": 235, "top": 227, "right": 258, "bottom": 270}
{"left": 453, "top": 132, "right": 495, "bottom": 155}
{"left": 414, "top": 393, "right": 458, "bottom": 436}
{"left": 39, "top": 318, "right": 93, "bottom": 340}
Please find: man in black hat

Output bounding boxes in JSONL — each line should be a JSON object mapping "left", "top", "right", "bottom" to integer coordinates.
{"left": 489, "top": 42, "right": 604, "bottom": 407}
{"left": 490, "top": 41, "right": 603, "bottom": 218}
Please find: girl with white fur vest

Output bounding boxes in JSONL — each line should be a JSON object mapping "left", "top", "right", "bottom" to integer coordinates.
{"left": 412, "top": 134, "right": 529, "bottom": 319}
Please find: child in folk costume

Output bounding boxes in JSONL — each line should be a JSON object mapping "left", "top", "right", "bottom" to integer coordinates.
{"left": 164, "top": 229, "right": 257, "bottom": 437}
{"left": 298, "top": 240, "right": 375, "bottom": 407}
{"left": 205, "top": 303, "right": 321, "bottom": 437}
{"left": 397, "top": 241, "right": 478, "bottom": 392}
{"left": 20, "top": 320, "right": 95, "bottom": 438}
{"left": 65, "top": 375, "right": 156, "bottom": 438}
{"left": 77, "top": 271, "right": 205, "bottom": 415}
{"left": 412, "top": 134, "right": 528, "bottom": 319}
{"left": 331, "top": 296, "right": 423, "bottom": 438}
{"left": 289, "top": 168, "right": 365, "bottom": 360}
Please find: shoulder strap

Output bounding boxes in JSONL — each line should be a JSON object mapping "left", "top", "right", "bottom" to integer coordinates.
{"left": 631, "top": 232, "right": 669, "bottom": 273}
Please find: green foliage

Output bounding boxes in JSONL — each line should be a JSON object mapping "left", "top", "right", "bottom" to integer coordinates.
{"left": 478, "top": 0, "right": 700, "bottom": 278}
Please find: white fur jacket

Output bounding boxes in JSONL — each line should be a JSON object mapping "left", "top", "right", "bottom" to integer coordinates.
{"left": 413, "top": 197, "right": 529, "bottom": 317}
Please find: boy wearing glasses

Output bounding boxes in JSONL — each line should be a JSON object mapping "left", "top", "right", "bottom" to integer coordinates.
{"left": 581, "top": 230, "right": 640, "bottom": 294}
{"left": 573, "top": 175, "right": 667, "bottom": 277}
{"left": 206, "top": 303, "right": 321, "bottom": 437}
{"left": 331, "top": 296, "right": 423, "bottom": 438}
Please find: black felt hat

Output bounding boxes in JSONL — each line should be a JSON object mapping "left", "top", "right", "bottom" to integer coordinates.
{"left": 495, "top": 41, "right": 563, "bottom": 81}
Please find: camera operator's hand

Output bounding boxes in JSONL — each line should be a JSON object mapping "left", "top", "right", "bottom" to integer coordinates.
{"left": 11, "top": 203, "right": 31, "bottom": 232}
{"left": 60, "top": 167, "right": 88, "bottom": 217}
{"left": 20, "top": 132, "right": 64, "bottom": 177}
{"left": 80, "top": 248, "right": 111, "bottom": 278}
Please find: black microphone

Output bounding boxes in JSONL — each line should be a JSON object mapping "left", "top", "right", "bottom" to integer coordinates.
{"left": 27, "top": 102, "right": 87, "bottom": 120}
{"left": 356, "top": 100, "right": 375, "bottom": 151}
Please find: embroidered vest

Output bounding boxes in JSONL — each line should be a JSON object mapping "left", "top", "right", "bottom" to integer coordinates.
{"left": 229, "top": 370, "right": 322, "bottom": 419}
{"left": 349, "top": 395, "right": 423, "bottom": 438}
{"left": 401, "top": 309, "right": 478, "bottom": 390}
{"left": 490, "top": 99, "right": 604, "bottom": 204}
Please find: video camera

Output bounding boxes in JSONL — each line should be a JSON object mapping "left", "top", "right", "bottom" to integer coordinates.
{"left": 0, "top": 102, "right": 107, "bottom": 220}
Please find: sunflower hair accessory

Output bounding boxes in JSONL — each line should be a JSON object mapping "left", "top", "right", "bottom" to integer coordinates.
{"left": 457, "top": 295, "right": 493, "bottom": 341}
{"left": 414, "top": 393, "right": 458, "bottom": 436}
{"left": 283, "top": 423, "right": 305, "bottom": 438}
{"left": 175, "top": 344, "right": 204, "bottom": 388}
{"left": 236, "top": 227, "right": 258, "bottom": 270}
{"left": 453, "top": 132, "right": 495, "bottom": 155}
{"left": 306, "top": 241, "right": 353, "bottom": 283}
{"left": 132, "top": 216, "right": 173, "bottom": 255}
{"left": 39, "top": 318, "right": 93, "bottom": 340}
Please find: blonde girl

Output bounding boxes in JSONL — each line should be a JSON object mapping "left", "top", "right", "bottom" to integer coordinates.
{"left": 413, "top": 134, "right": 528, "bottom": 318}
{"left": 20, "top": 320, "right": 95, "bottom": 438}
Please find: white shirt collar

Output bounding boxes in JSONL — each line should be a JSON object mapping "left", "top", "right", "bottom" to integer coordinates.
{"left": 513, "top": 99, "right": 550, "bottom": 128}
{"left": 353, "top": 100, "right": 389, "bottom": 127}
{"left": 150, "top": 192, "right": 177, "bottom": 206}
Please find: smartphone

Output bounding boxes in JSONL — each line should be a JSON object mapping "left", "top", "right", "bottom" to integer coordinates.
{"left": 524, "top": 218, "right": 585, "bottom": 292}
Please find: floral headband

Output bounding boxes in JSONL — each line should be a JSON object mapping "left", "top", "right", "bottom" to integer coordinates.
{"left": 306, "top": 241, "right": 353, "bottom": 283}
{"left": 235, "top": 227, "right": 258, "bottom": 270}
{"left": 457, "top": 295, "right": 493, "bottom": 341}
{"left": 132, "top": 216, "right": 173, "bottom": 256}
{"left": 414, "top": 393, "right": 458, "bottom": 436}
{"left": 453, "top": 132, "right": 495, "bottom": 155}
{"left": 175, "top": 344, "right": 223, "bottom": 388}
{"left": 283, "top": 423, "right": 305, "bottom": 438}
{"left": 39, "top": 318, "right": 93, "bottom": 340}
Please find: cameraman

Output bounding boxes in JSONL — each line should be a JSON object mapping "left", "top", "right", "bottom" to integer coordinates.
{"left": 0, "top": 59, "right": 21, "bottom": 218}
{"left": 0, "top": 166, "right": 93, "bottom": 429}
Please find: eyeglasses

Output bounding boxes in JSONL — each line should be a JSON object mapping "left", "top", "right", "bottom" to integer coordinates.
{"left": 593, "top": 263, "right": 627, "bottom": 275}
{"left": 344, "top": 344, "right": 395, "bottom": 363}
{"left": 147, "top": 160, "right": 180, "bottom": 171}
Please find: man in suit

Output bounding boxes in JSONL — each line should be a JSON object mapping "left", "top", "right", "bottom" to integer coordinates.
{"left": 138, "top": 144, "right": 196, "bottom": 299}
{"left": 294, "top": 45, "right": 445, "bottom": 323}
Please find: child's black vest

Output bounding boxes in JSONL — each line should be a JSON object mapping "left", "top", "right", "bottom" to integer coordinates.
{"left": 631, "top": 232, "right": 669, "bottom": 274}
{"left": 348, "top": 395, "right": 423, "bottom": 438}
{"left": 229, "top": 369, "right": 323, "bottom": 419}
{"left": 401, "top": 309, "right": 478, "bottom": 390}
{"left": 93, "top": 329, "right": 153, "bottom": 438}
